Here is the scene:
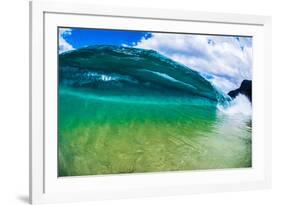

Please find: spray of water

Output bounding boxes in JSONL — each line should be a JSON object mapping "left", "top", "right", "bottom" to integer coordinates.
{"left": 217, "top": 94, "right": 252, "bottom": 116}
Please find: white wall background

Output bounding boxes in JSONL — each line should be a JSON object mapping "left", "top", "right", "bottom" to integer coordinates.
{"left": 0, "top": 0, "right": 279, "bottom": 204}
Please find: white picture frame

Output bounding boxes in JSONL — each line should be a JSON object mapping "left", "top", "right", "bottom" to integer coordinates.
{"left": 30, "top": 0, "right": 272, "bottom": 204}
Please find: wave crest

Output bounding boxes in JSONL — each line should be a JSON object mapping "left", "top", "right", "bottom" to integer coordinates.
{"left": 59, "top": 45, "right": 230, "bottom": 104}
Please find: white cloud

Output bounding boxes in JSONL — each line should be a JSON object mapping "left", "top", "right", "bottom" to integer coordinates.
{"left": 135, "top": 33, "right": 252, "bottom": 93}
{"left": 59, "top": 28, "right": 74, "bottom": 54}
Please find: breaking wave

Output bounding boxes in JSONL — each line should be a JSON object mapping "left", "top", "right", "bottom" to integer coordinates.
{"left": 59, "top": 45, "right": 230, "bottom": 106}
{"left": 217, "top": 94, "right": 252, "bottom": 116}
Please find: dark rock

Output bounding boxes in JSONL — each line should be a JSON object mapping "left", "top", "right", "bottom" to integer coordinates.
{"left": 228, "top": 80, "right": 252, "bottom": 102}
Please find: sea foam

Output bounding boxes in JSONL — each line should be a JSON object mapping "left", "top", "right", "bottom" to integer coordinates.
{"left": 218, "top": 94, "right": 252, "bottom": 116}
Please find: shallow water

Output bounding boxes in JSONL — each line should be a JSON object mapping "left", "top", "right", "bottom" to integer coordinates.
{"left": 58, "top": 88, "right": 251, "bottom": 177}
{"left": 58, "top": 46, "right": 252, "bottom": 176}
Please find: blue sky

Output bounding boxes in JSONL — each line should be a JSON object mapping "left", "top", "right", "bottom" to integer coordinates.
{"left": 59, "top": 28, "right": 150, "bottom": 50}
{"left": 59, "top": 27, "right": 252, "bottom": 92}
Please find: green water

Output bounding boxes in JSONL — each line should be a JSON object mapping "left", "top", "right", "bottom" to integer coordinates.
{"left": 58, "top": 45, "right": 251, "bottom": 176}
{"left": 58, "top": 88, "right": 251, "bottom": 177}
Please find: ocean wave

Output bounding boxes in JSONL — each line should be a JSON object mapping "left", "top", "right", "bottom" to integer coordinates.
{"left": 217, "top": 94, "right": 251, "bottom": 116}
{"left": 59, "top": 45, "right": 229, "bottom": 104}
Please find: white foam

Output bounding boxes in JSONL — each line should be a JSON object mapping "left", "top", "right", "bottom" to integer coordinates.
{"left": 217, "top": 94, "right": 252, "bottom": 116}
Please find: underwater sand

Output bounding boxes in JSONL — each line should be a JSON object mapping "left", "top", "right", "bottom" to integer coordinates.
{"left": 58, "top": 88, "right": 251, "bottom": 176}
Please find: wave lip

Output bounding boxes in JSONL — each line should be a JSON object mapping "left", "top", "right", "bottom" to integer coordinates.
{"left": 59, "top": 45, "right": 229, "bottom": 105}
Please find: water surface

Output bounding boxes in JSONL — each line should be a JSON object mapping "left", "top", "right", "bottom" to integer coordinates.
{"left": 58, "top": 46, "right": 251, "bottom": 176}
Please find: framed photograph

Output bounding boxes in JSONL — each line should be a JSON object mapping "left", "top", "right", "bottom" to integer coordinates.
{"left": 30, "top": 1, "right": 272, "bottom": 204}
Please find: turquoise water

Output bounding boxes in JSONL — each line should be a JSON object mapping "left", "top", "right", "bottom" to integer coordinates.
{"left": 58, "top": 46, "right": 252, "bottom": 176}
